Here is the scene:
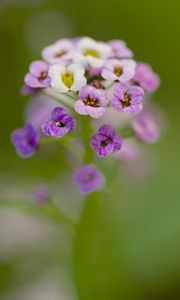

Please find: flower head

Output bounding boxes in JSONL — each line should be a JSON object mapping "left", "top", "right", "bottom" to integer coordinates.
{"left": 110, "top": 83, "right": 144, "bottom": 114}
{"left": 101, "top": 59, "right": 136, "bottom": 82}
{"left": 11, "top": 124, "right": 39, "bottom": 158}
{"left": 74, "top": 85, "right": 108, "bottom": 118}
{"left": 24, "top": 60, "right": 51, "bottom": 88}
{"left": 108, "top": 39, "right": 133, "bottom": 58}
{"left": 41, "top": 107, "right": 76, "bottom": 138}
{"left": 74, "top": 37, "right": 111, "bottom": 68}
{"left": 132, "top": 111, "right": 160, "bottom": 144}
{"left": 49, "top": 63, "right": 86, "bottom": 93}
{"left": 73, "top": 164, "right": 105, "bottom": 194}
{"left": 133, "top": 63, "right": 160, "bottom": 92}
{"left": 91, "top": 124, "right": 123, "bottom": 157}
{"left": 42, "top": 39, "right": 73, "bottom": 64}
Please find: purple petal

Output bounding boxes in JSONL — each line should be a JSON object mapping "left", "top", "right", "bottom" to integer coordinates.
{"left": 29, "top": 60, "right": 48, "bottom": 77}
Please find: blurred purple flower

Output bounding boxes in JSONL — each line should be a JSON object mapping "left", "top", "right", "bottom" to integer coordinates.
{"left": 108, "top": 39, "right": 133, "bottom": 58}
{"left": 74, "top": 85, "right": 108, "bottom": 118}
{"left": 24, "top": 95, "right": 58, "bottom": 131}
{"left": 116, "top": 139, "right": 142, "bottom": 162}
{"left": 25, "top": 60, "right": 51, "bottom": 88}
{"left": 41, "top": 107, "right": 76, "bottom": 138}
{"left": 91, "top": 124, "right": 123, "bottom": 157}
{"left": 133, "top": 63, "right": 160, "bottom": 92}
{"left": 21, "top": 84, "right": 39, "bottom": 95}
{"left": 132, "top": 111, "right": 160, "bottom": 143}
{"left": 110, "top": 83, "right": 144, "bottom": 114}
{"left": 32, "top": 185, "right": 50, "bottom": 203}
{"left": 73, "top": 164, "right": 105, "bottom": 194}
{"left": 11, "top": 124, "right": 39, "bottom": 158}
{"left": 102, "top": 59, "right": 136, "bottom": 82}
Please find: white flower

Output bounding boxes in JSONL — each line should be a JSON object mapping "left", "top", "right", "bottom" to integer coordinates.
{"left": 42, "top": 39, "right": 73, "bottom": 64}
{"left": 74, "top": 37, "right": 111, "bottom": 68}
{"left": 49, "top": 63, "right": 87, "bottom": 93}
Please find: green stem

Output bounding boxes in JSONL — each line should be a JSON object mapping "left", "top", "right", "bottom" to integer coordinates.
{"left": 81, "top": 116, "right": 94, "bottom": 163}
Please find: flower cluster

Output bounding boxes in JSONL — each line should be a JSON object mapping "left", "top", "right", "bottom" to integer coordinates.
{"left": 11, "top": 37, "right": 163, "bottom": 194}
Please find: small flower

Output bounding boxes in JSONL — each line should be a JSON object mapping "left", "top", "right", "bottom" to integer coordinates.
{"left": 73, "top": 164, "right": 105, "bottom": 194}
{"left": 24, "top": 60, "right": 51, "bottom": 88}
{"left": 41, "top": 107, "right": 76, "bottom": 138}
{"left": 11, "top": 124, "right": 39, "bottom": 158}
{"left": 74, "top": 37, "right": 111, "bottom": 68}
{"left": 133, "top": 63, "right": 160, "bottom": 92}
{"left": 132, "top": 111, "right": 160, "bottom": 144}
{"left": 110, "top": 83, "right": 144, "bottom": 114}
{"left": 32, "top": 185, "right": 50, "bottom": 203}
{"left": 74, "top": 85, "right": 108, "bottom": 118}
{"left": 49, "top": 63, "right": 86, "bottom": 93}
{"left": 91, "top": 124, "right": 123, "bottom": 157}
{"left": 116, "top": 139, "right": 142, "bottom": 162}
{"left": 42, "top": 39, "right": 73, "bottom": 64}
{"left": 102, "top": 59, "right": 136, "bottom": 82}
{"left": 108, "top": 39, "right": 133, "bottom": 58}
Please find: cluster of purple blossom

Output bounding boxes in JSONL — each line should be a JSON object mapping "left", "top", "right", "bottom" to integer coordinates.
{"left": 11, "top": 37, "right": 162, "bottom": 195}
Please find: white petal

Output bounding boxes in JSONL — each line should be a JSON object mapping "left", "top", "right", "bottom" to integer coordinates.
{"left": 49, "top": 64, "right": 66, "bottom": 77}
{"left": 71, "top": 73, "right": 87, "bottom": 92}
{"left": 51, "top": 76, "right": 69, "bottom": 93}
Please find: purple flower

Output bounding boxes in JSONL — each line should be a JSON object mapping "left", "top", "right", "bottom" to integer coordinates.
{"left": 24, "top": 95, "right": 58, "bottom": 131}
{"left": 74, "top": 85, "right": 108, "bottom": 118}
{"left": 73, "top": 164, "right": 105, "bottom": 194}
{"left": 110, "top": 83, "right": 144, "bottom": 114}
{"left": 32, "top": 185, "right": 50, "bottom": 203}
{"left": 101, "top": 59, "right": 136, "bottom": 82}
{"left": 133, "top": 63, "right": 160, "bottom": 92}
{"left": 25, "top": 60, "right": 51, "bottom": 88}
{"left": 108, "top": 39, "right": 133, "bottom": 58}
{"left": 42, "top": 39, "right": 73, "bottom": 64}
{"left": 41, "top": 107, "right": 76, "bottom": 138}
{"left": 11, "top": 124, "right": 39, "bottom": 158}
{"left": 132, "top": 111, "right": 160, "bottom": 144}
{"left": 91, "top": 125, "right": 123, "bottom": 157}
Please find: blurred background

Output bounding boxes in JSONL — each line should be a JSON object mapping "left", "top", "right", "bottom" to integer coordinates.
{"left": 0, "top": 0, "right": 180, "bottom": 299}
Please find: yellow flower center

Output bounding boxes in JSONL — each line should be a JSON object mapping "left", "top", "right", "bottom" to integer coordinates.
{"left": 83, "top": 98, "right": 100, "bottom": 107}
{"left": 61, "top": 72, "right": 74, "bottom": 88}
{"left": 114, "top": 66, "right": 123, "bottom": 77}
{"left": 83, "top": 49, "right": 99, "bottom": 58}
{"left": 122, "top": 93, "right": 131, "bottom": 108}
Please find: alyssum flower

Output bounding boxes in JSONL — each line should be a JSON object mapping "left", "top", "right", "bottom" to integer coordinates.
{"left": 49, "top": 63, "right": 86, "bottom": 93}
{"left": 11, "top": 36, "right": 164, "bottom": 194}
{"left": 11, "top": 124, "right": 39, "bottom": 158}
{"left": 110, "top": 83, "right": 144, "bottom": 114}
{"left": 74, "top": 85, "right": 108, "bottom": 118}
{"left": 42, "top": 38, "right": 74, "bottom": 64}
{"left": 41, "top": 107, "right": 76, "bottom": 138}
{"left": 25, "top": 60, "right": 51, "bottom": 88}
{"left": 101, "top": 59, "right": 136, "bottom": 82}
{"left": 91, "top": 125, "right": 123, "bottom": 157}
{"left": 73, "top": 164, "right": 105, "bottom": 194}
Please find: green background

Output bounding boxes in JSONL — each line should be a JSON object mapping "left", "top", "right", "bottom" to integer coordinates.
{"left": 0, "top": 0, "right": 180, "bottom": 299}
